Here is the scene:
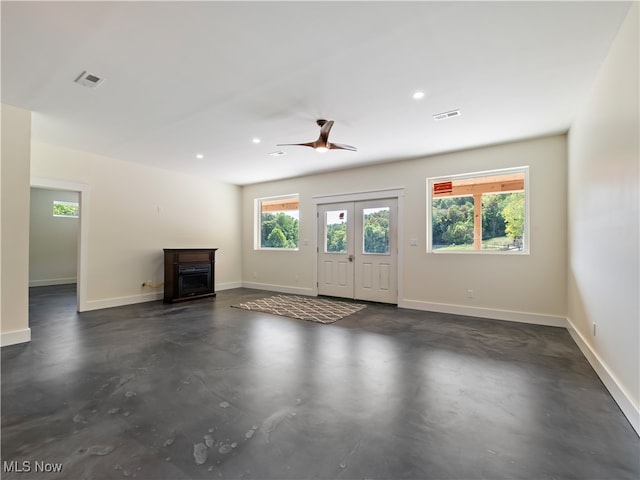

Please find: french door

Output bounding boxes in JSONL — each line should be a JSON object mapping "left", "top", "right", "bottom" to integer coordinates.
{"left": 317, "top": 198, "right": 397, "bottom": 304}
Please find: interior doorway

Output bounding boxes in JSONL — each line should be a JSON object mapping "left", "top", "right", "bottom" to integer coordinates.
{"left": 317, "top": 198, "right": 398, "bottom": 304}
{"left": 30, "top": 177, "right": 89, "bottom": 312}
{"left": 29, "top": 187, "right": 79, "bottom": 288}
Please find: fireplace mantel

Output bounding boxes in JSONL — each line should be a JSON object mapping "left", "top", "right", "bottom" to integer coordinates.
{"left": 163, "top": 248, "right": 217, "bottom": 303}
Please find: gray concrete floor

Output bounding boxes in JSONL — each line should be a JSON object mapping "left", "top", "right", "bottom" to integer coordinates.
{"left": 1, "top": 285, "right": 638, "bottom": 479}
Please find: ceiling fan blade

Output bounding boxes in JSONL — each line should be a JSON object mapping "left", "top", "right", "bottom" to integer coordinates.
{"left": 277, "top": 142, "right": 316, "bottom": 148}
{"left": 328, "top": 142, "right": 357, "bottom": 151}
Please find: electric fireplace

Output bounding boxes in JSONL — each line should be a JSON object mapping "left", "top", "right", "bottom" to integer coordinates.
{"left": 164, "top": 248, "right": 217, "bottom": 303}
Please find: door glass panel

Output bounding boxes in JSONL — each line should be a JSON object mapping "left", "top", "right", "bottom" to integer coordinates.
{"left": 363, "top": 207, "right": 390, "bottom": 254}
{"left": 325, "top": 210, "right": 348, "bottom": 253}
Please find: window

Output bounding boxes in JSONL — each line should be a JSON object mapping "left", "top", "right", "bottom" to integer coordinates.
{"left": 427, "top": 167, "right": 528, "bottom": 253}
{"left": 256, "top": 195, "right": 299, "bottom": 250}
{"left": 325, "top": 209, "right": 347, "bottom": 253}
{"left": 53, "top": 200, "right": 79, "bottom": 218}
{"left": 363, "top": 207, "right": 390, "bottom": 254}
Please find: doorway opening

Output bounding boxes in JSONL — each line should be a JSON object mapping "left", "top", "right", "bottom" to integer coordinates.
{"left": 30, "top": 187, "right": 79, "bottom": 288}
{"left": 30, "top": 177, "right": 89, "bottom": 313}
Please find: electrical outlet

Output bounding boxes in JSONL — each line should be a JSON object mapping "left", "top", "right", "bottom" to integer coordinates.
{"left": 467, "top": 289, "right": 474, "bottom": 298}
{"left": 593, "top": 322, "right": 597, "bottom": 336}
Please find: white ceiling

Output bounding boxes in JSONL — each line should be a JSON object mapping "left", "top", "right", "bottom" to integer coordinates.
{"left": 1, "top": 1, "right": 632, "bottom": 185}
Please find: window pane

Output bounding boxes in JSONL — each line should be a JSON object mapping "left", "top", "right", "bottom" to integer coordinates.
{"left": 53, "top": 200, "right": 79, "bottom": 218}
{"left": 429, "top": 169, "right": 526, "bottom": 253}
{"left": 325, "top": 210, "right": 347, "bottom": 253}
{"left": 259, "top": 196, "right": 299, "bottom": 249}
{"left": 481, "top": 192, "right": 525, "bottom": 251}
{"left": 495, "top": 191, "right": 525, "bottom": 251}
{"left": 363, "top": 207, "right": 390, "bottom": 254}
{"left": 431, "top": 196, "right": 475, "bottom": 251}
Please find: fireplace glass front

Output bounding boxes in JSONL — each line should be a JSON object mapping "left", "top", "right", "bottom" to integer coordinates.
{"left": 178, "top": 264, "right": 212, "bottom": 298}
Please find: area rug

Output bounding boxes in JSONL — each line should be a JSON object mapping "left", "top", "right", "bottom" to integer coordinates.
{"left": 232, "top": 295, "right": 366, "bottom": 324}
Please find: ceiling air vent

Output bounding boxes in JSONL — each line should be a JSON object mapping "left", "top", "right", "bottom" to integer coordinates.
{"left": 74, "top": 71, "right": 103, "bottom": 88}
{"left": 433, "top": 109, "right": 461, "bottom": 121}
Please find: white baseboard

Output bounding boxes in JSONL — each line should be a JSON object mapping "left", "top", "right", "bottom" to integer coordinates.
{"left": 566, "top": 317, "right": 639, "bottom": 436}
{"left": 81, "top": 291, "right": 163, "bottom": 312}
{"left": 216, "top": 281, "right": 242, "bottom": 291}
{"left": 241, "top": 281, "right": 315, "bottom": 297}
{"left": 29, "top": 277, "right": 77, "bottom": 287}
{"left": 81, "top": 283, "right": 242, "bottom": 311}
{"left": 1, "top": 328, "right": 32, "bottom": 347}
{"left": 399, "top": 299, "right": 567, "bottom": 328}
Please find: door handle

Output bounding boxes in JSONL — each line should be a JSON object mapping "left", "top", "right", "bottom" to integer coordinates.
{"left": 348, "top": 254, "right": 354, "bottom": 262}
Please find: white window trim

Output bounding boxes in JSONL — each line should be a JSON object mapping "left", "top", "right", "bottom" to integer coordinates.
{"left": 426, "top": 166, "right": 530, "bottom": 255}
{"left": 254, "top": 194, "right": 300, "bottom": 251}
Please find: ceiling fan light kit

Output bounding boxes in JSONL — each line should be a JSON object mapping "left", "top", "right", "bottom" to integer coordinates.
{"left": 278, "top": 119, "right": 357, "bottom": 153}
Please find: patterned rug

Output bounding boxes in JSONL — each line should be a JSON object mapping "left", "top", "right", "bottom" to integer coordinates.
{"left": 232, "top": 295, "right": 366, "bottom": 324}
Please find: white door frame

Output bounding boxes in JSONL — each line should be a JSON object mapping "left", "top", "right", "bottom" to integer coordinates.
{"left": 312, "top": 187, "right": 404, "bottom": 301}
{"left": 31, "top": 176, "right": 90, "bottom": 312}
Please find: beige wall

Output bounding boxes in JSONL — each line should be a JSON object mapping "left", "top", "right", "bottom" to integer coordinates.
{"left": 567, "top": 2, "right": 639, "bottom": 432}
{"left": 1, "top": 104, "right": 32, "bottom": 346}
{"left": 31, "top": 141, "right": 242, "bottom": 311}
{"left": 30, "top": 188, "right": 79, "bottom": 286}
{"left": 242, "top": 134, "right": 567, "bottom": 325}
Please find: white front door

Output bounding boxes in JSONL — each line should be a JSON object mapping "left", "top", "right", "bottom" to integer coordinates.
{"left": 317, "top": 198, "right": 397, "bottom": 304}
{"left": 317, "top": 202, "right": 354, "bottom": 299}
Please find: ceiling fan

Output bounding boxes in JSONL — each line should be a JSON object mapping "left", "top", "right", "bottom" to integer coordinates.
{"left": 278, "top": 119, "right": 357, "bottom": 152}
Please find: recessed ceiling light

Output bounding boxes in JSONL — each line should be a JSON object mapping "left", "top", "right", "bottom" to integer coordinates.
{"left": 433, "top": 109, "right": 461, "bottom": 120}
{"left": 412, "top": 91, "right": 425, "bottom": 100}
{"left": 196, "top": 154, "right": 204, "bottom": 159}
{"left": 252, "top": 138, "right": 261, "bottom": 144}
{"left": 269, "top": 151, "right": 287, "bottom": 157}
